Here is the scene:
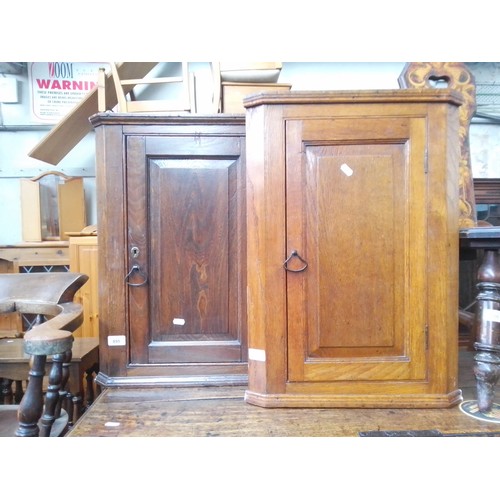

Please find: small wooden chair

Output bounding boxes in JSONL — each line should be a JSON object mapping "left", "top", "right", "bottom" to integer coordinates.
{"left": 99, "top": 62, "right": 194, "bottom": 113}
{"left": 0, "top": 272, "right": 88, "bottom": 437}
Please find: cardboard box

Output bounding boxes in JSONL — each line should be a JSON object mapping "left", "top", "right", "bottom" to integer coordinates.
{"left": 222, "top": 82, "right": 291, "bottom": 113}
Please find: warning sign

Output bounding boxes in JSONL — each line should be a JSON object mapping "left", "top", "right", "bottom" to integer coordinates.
{"left": 29, "top": 62, "right": 109, "bottom": 123}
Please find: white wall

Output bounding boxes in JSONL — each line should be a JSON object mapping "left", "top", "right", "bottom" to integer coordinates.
{"left": 0, "top": 61, "right": 496, "bottom": 245}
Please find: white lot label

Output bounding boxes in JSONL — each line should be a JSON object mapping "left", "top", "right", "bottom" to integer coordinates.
{"left": 248, "top": 348, "right": 266, "bottom": 362}
{"left": 340, "top": 163, "right": 354, "bottom": 176}
{"left": 173, "top": 318, "right": 186, "bottom": 326}
{"left": 483, "top": 308, "right": 500, "bottom": 323}
{"left": 107, "top": 335, "right": 126, "bottom": 346}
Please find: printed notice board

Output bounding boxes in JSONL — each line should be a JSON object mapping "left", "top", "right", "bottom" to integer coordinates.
{"left": 29, "top": 62, "right": 109, "bottom": 123}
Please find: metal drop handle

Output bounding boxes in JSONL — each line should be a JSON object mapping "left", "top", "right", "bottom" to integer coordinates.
{"left": 283, "top": 250, "right": 308, "bottom": 272}
{"left": 125, "top": 264, "right": 148, "bottom": 287}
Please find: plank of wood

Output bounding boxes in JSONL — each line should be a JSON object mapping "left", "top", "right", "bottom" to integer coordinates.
{"left": 28, "top": 62, "right": 159, "bottom": 165}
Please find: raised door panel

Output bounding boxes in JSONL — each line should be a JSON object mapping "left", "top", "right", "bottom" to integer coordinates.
{"left": 126, "top": 134, "right": 246, "bottom": 365}
{"left": 285, "top": 117, "right": 428, "bottom": 384}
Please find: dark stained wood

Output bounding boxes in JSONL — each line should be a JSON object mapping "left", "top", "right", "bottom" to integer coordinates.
{"left": 460, "top": 228, "right": 500, "bottom": 413}
{"left": 0, "top": 272, "right": 87, "bottom": 436}
{"left": 0, "top": 337, "right": 99, "bottom": 419}
{"left": 474, "top": 178, "right": 500, "bottom": 205}
{"left": 473, "top": 250, "right": 500, "bottom": 412}
{"left": 153, "top": 165, "right": 230, "bottom": 338}
{"left": 92, "top": 114, "right": 247, "bottom": 387}
{"left": 244, "top": 90, "right": 462, "bottom": 408}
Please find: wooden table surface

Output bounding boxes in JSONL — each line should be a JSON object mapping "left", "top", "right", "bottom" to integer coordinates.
{"left": 67, "top": 351, "right": 500, "bottom": 438}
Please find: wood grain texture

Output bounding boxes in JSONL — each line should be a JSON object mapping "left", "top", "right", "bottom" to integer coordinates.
{"left": 244, "top": 90, "right": 461, "bottom": 407}
{"left": 67, "top": 351, "right": 499, "bottom": 437}
{"left": 69, "top": 236, "right": 99, "bottom": 338}
{"left": 93, "top": 115, "right": 247, "bottom": 386}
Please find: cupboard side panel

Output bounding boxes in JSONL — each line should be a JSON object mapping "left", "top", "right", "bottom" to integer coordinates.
{"left": 426, "top": 104, "right": 460, "bottom": 393}
{"left": 96, "top": 124, "right": 129, "bottom": 377}
{"left": 246, "top": 106, "right": 288, "bottom": 394}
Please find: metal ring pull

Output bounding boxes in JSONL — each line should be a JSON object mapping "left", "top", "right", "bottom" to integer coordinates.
{"left": 125, "top": 264, "right": 148, "bottom": 287}
{"left": 283, "top": 250, "right": 308, "bottom": 272}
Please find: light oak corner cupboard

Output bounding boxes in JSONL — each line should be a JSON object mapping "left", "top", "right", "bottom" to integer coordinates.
{"left": 243, "top": 89, "right": 463, "bottom": 408}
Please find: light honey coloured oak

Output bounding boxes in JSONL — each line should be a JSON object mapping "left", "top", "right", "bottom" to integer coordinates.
{"left": 244, "top": 89, "right": 463, "bottom": 408}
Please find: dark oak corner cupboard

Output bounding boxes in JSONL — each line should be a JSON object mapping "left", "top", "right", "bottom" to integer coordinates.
{"left": 91, "top": 114, "right": 247, "bottom": 387}
{"left": 244, "top": 89, "right": 464, "bottom": 408}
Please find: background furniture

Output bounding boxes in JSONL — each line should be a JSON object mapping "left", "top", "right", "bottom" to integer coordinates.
{"left": 398, "top": 62, "right": 478, "bottom": 229}
{"left": 91, "top": 114, "right": 247, "bottom": 387}
{"left": 0, "top": 241, "right": 69, "bottom": 334}
{"left": 107, "top": 62, "right": 194, "bottom": 113}
{"left": 20, "top": 170, "right": 86, "bottom": 242}
{"left": 0, "top": 241, "right": 69, "bottom": 274}
{"left": 244, "top": 89, "right": 463, "bottom": 408}
{"left": 459, "top": 227, "right": 500, "bottom": 414}
{"left": 0, "top": 336, "right": 99, "bottom": 424}
{"left": 211, "top": 62, "right": 290, "bottom": 113}
{"left": 459, "top": 178, "right": 500, "bottom": 346}
{"left": 0, "top": 236, "right": 99, "bottom": 341}
{"left": 69, "top": 235, "right": 99, "bottom": 338}
{"left": 0, "top": 272, "right": 87, "bottom": 436}
{"left": 28, "top": 62, "right": 159, "bottom": 165}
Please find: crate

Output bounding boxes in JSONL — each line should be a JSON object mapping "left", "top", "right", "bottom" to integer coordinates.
{"left": 221, "top": 82, "right": 291, "bottom": 113}
{"left": 21, "top": 171, "right": 86, "bottom": 242}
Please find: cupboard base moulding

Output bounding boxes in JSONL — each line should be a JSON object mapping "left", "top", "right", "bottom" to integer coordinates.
{"left": 244, "top": 390, "right": 463, "bottom": 409}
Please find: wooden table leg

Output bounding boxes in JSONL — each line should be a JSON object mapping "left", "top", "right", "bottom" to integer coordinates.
{"left": 84, "top": 362, "right": 99, "bottom": 407}
{"left": 474, "top": 249, "right": 500, "bottom": 413}
{"left": 1, "top": 378, "right": 13, "bottom": 404}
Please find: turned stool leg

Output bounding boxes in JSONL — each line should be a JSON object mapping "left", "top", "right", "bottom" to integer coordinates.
{"left": 72, "top": 394, "right": 82, "bottom": 423}
{"left": 65, "top": 392, "right": 75, "bottom": 426}
{"left": 16, "top": 354, "right": 46, "bottom": 437}
{"left": 58, "top": 350, "right": 72, "bottom": 415}
{"left": 39, "top": 352, "right": 64, "bottom": 437}
{"left": 473, "top": 347, "right": 500, "bottom": 412}
{"left": 473, "top": 249, "right": 500, "bottom": 413}
{"left": 85, "top": 365, "right": 98, "bottom": 407}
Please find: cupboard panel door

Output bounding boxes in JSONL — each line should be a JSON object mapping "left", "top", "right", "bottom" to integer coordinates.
{"left": 285, "top": 118, "right": 428, "bottom": 383}
{"left": 127, "top": 136, "right": 246, "bottom": 365}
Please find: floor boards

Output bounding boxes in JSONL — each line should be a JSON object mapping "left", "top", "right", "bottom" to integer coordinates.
{"left": 67, "top": 350, "right": 500, "bottom": 437}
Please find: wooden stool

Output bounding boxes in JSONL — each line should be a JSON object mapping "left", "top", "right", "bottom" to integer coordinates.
{"left": 0, "top": 337, "right": 99, "bottom": 424}
{"left": 0, "top": 272, "right": 88, "bottom": 437}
